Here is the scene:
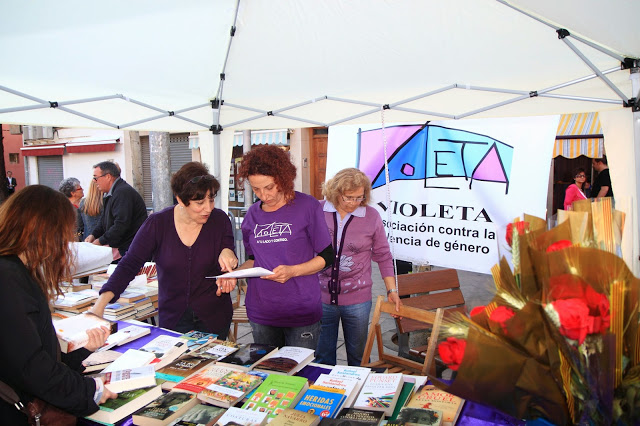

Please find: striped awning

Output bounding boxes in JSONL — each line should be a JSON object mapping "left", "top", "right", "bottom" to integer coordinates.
{"left": 233, "top": 129, "right": 289, "bottom": 147}
{"left": 553, "top": 112, "right": 604, "bottom": 159}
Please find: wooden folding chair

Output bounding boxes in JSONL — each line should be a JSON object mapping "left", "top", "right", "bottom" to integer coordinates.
{"left": 227, "top": 279, "right": 249, "bottom": 342}
{"left": 361, "top": 295, "right": 444, "bottom": 376}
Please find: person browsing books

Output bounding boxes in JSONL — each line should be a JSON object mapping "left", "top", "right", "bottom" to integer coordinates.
{"left": 235, "top": 145, "right": 334, "bottom": 350}
{"left": 0, "top": 185, "right": 116, "bottom": 425}
{"left": 315, "top": 168, "right": 401, "bottom": 366}
{"left": 90, "top": 162, "right": 238, "bottom": 337}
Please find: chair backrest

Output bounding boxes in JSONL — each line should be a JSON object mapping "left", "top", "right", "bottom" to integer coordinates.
{"left": 395, "top": 269, "right": 466, "bottom": 334}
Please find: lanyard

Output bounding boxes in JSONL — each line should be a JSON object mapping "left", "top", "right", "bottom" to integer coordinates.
{"left": 329, "top": 212, "right": 354, "bottom": 305}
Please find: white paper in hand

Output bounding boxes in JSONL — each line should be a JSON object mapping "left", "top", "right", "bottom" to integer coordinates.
{"left": 206, "top": 267, "right": 274, "bottom": 279}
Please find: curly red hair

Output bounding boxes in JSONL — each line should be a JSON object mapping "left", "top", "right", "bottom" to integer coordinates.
{"left": 238, "top": 145, "right": 297, "bottom": 202}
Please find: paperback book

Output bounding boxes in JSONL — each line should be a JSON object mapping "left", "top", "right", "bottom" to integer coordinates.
{"left": 352, "top": 373, "right": 403, "bottom": 416}
{"left": 98, "top": 324, "right": 151, "bottom": 352}
{"left": 328, "top": 366, "right": 371, "bottom": 407}
{"left": 82, "top": 349, "right": 122, "bottom": 373}
{"left": 180, "top": 330, "right": 219, "bottom": 353}
{"left": 132, "top": 391, "right": 200, "bottom": 425}
{"left": 214, "top": 406, "right": 268, "bottom": 426}
{"left": 173, "top": 364, "right": 243, "bottom": 394}
{"left": 102, "top": 348, "right": 156, "bottom": 373}
{"left": 269, "top": 407, "right": 321, "bottom": 426}
{"left": 389, "top": 407, "right": 443, "bottom": 426}
{"left": 335, "top": 407, "right": 385, "bottom": 425}
{"left": 197, "top": 370, "right": 265, "bottom": 408}
{"left": 252, "top": 346, "right": 315, "bottom": 376}
{"left": 139, "top": 334, "right": 190, "bottom": 370}
{"left": 294, "top": 386, "right": 346, "bottom": 418}
{"left": 241, "top": 374, "right": 309, "bottom": 421}
{"left": 156, "top": 356, "right": 215, "bottom": 384}
{"left": 54, "top": 311, "right": 117, "bottom": 353}
{"left": 189, "top": 338, "right": 240, "bottom": 360}
{"left": 216, "top": 343, "right": 278, "bottom": 372}
{"left": 85, "top": 385, "right": 162, "bottom": 425}
{"left": 90, "top": 365, "right": 156, "bottom": 393}
{"left": 405, "top": 385, "right": 464, "bottom": 426}
{"left": 312, "top": 374, "right": 360, "bottom": 411}
{"left": 168, "top": 403, "right": 226, "bottom": 426}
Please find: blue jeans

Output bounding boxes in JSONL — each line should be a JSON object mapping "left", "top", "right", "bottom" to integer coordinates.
{"left": 249, "top": 321, "right": 321, "bottom": 350}
{"left": 315, "top": 300, "right": 372, "bottom": 366}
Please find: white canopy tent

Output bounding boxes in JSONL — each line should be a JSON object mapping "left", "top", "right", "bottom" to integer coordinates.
{"left": 1, "top": 0, "right": 639, "bottom": 270}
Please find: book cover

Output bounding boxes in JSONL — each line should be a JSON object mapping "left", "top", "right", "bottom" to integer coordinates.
{"left": 269, "top": 407, "right": 321, "bottom": 426}
{"left": 336, "top": 407, "right": 385, "bottom": 425}
{"left": 173, "top": 364, "right": 242, "bottom": 394}
{"left": 197, "top": 370, "right": 265, "bottom": 408}
{"left": 117, "top": 290, "right": 146, "bottom": 303}
{"left": 54, "top": 311, "right": 116, "bottom": 353}
{"left": 99, "top": 324, "right": 151, "bottom": 351}
{"left": 85, "top": 385, "right": 162, "bottom": 425}
{"left": 170, "top": 403, "right": 226, "bottom": 426}
{"left": 241, "top": 374, "right": 309, "bottom": 421}
{"left": 388, "top": 381, "right": 416, "bottom": 422}
{"left": 405, "top": 385, "right": 464, "bottom": 426}
{"left": 253, "top": 346, "right": 315, "bottom": 376}
{"left": 132, "top": 391, "right": 199, "bottom": 425}
{"left": 216, "top": 343, "right": 278, "bottom": 372}
{"left": 82, "top": 349, "right": 122, "bottom": 373}
{"left": 312, "top": 374, "right": 360, "bottom": 411}
{"left": 329, "top": 366, "right": 371, "bottom": 407}
{"left": 352, "top": 373, "right": 403, "bottom": 416}
{"left": 294, "top": 386, "right": 346, "bottom": 419}
{"left": 190, "top": 339, "right": 240, "bottom": 360}
{"left": 139, "top": 335, "right": 190, "bottom": 370}
{"left": 91, "top": 365, "right": 156, "bottom": 393}
{"left": 295, "top": 365, "right": 333, "bottom": 386}
{"left": 104, "top": 302, "right": 135, "bottom": 313}
{"left": 389, "top": 407, "right": 442, "bottom": 426}
{"left": 156, "top": 356, "right": 214, "bottom": 383}
{"left": 215, "top": 406, "right": 268, "bottom": 426}
{"left": 102, "top": 348, "right": 156, "bottom": 373}
{"left": 180, "top": 330, "right": 219, "bottom": 353}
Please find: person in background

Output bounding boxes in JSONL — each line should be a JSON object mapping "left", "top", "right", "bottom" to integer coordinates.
{"left": 563, "top": 167, "right": 588, "bottom": 210}
{"left": 0, "top": 185, "right": 115, "bottom": 425}
{"left": 90, "top": 162, "right": 238, "bottom": 337}
{"left": 6, "top": 171, "right": 16, "bottom": 196}
{"left": 236, "top": 145, "right": 334, "bottom": 350}
{"left": 85, "top": 161, "right": 148, "bottom": 260}
{"left": 79, "top": 179, "right": 104, "bottom": 242}
{"left": 59, "top": 177, "right": 85, "bottom": 241}
{"left": 315, "top": 168, "right": 400, "bottom": 366}
{"left": 591, "top": 156, "right": 614, "bottom": 200}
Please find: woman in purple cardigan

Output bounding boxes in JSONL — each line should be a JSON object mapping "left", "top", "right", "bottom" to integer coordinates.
{"left": 316, "top": 168, "right": 401, "bottom": 366}
{"left": 91, "top": 162, "right": 238, "bottom": 337}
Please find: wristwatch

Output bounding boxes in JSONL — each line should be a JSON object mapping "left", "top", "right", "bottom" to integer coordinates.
{"left": 387, "top": 288, "right": 398, "bottom": 295}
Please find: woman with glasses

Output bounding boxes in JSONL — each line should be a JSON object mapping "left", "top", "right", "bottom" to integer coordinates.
{"left": 236, "top": 145, "right": 333, "bottom": 350}
{"left": 91, "top": 162, "right": 238, "bottom": 337}
{"left": 315, "top": 168, "right": 400, "bottom": 365}
{"left": 563, "top": 167, "right": 589, "bottom": 211}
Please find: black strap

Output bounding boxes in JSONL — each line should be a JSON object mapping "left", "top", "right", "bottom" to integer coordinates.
{"left": 328, "top": 212, "right": 354, "bottom": 305}
{"left": 0, "top": 379, "right": 25, "bottom": 413}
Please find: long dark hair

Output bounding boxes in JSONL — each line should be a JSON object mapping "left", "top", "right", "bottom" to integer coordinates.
{"left": 0, "top": 185, "right": 76, "bottom": 301}
{"left": 572, "top": 167, "right": 586, "bottom": 190}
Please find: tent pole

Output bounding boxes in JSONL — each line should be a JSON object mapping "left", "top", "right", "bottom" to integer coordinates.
{"left": 631, "top": 67, "right": 640, "bottom": 275}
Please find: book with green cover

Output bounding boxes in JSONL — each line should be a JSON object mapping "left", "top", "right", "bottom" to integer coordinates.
{"left": 388, "top": 380, "right": 417, "bottom": 421}
{"left": 85, "top": 385, "right": 162, "bottom": 425}
{"left": 241, "top": 374, "right": 309, "bottom": 421}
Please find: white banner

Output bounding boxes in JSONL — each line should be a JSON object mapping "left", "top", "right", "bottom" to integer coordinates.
{"left": 327, "top": 116, "right": 560, "bottom": 273}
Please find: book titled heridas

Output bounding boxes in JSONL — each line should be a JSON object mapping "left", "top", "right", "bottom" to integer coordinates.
{"left": 405, "top": 385, "right": 464, "bottom": 426}
{"left": 352, "top": 373, "right": 403, "bottom": 416}
{"left": 387, "top": 407, "right": 442, "bottom": 426}
{"left": 54, "top": 311, "right": 117, "bottom": 353}
{"left": 269, "top": 408, "right": 321, "bottom": 426}
{"left": 197, "top": 370, "right": 265, "bottom": 408}
{"left": 313, "top": 374, "right": 360, "bottom": 411}
{"left": 169, "top": 403, "right": 226, "bottom": 426}
{"left": 173, "top": 364, "right": 242, "bottom": 394}
{"left": 90, "top": 365, "right": 156, "bottom": 393}
{"left": 294, "top": 386, "right": 346, "bottom": 419}
{"left": 85, "top": 385, "right": 162, "bottom": 425}
{"left": 215, "top": 406, "right": 268, "bottom": 426}
{"left": 253, "top": 346, "right": 315, "bottom": 376}
{"left": 216, "top": 343, "right": 278, "bottom": 372}
{"left": 132, "top": 391, "right": 199, "bottom": 425}
{"left": 241, "top": 374, "right": 309, "bottom": 421}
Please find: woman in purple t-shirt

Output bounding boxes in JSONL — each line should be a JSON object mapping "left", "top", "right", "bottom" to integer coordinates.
{"left": 237, "top": 145, "right": 334, "bottom": 350}
{"left": 316, "top": 168, "right": 401, "bottom": 366}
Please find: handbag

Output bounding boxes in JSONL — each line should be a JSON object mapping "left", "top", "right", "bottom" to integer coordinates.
{"left": 0, "top": 379, "right": 76, "bottom": 426}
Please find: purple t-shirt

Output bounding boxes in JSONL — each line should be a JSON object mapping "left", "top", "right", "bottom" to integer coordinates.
{"left": 242, "top": 191, "right": 331, "bottom": 327}
{"left": 100, "top": 206, "right": 234, "bottom": 333}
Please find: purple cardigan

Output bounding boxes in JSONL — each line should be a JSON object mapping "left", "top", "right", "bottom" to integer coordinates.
{"left": 100, "top": 206, "right": 234, "bottom": 333}
{"left": 318, "top": 201, "right": 394, "bottom": 306}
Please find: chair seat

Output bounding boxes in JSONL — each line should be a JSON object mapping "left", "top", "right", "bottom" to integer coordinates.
{"left": 232, "top": 306, "right": 248, "bottom": 322}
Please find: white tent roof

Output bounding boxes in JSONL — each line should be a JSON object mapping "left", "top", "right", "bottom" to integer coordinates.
{"left": 1, "top": 0, "right": 638, "bottom": 132}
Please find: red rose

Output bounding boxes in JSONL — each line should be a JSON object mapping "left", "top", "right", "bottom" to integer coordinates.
{"left": 552, "top": 298, "right": 590, "bottom": 344}
{"left": 438, "top": 337, "right": 467, "bottom": 371}
{"left": 548, "top": 274, "right": 588, "bottom": 300}
{"left": 583, "top": 286, "right": 610, "bottom": 333}
{"left": 488, "top": 306, "right": 515, "bottom": 333}
{"left": 469, "top": 306, "right": 485, "bottom": 317}
{"left": 546, "top": 240, "right": 573, "bottom": 252}
{"left": 505, "top": 221, "right": 529, "bottom": 247}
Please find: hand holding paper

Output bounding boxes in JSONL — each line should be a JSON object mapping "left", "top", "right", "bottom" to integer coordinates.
{"left": 207, "top": 267, "right": 274, "bottom": 279}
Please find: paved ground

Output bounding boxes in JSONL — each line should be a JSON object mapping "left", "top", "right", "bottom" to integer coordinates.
{"left": 234, "top": 264, "right": 496, "bottom": 365}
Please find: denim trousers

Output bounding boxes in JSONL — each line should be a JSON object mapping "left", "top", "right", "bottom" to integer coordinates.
{"left": 315, "top": 300, "right": 372, "bottom": 366}
{"left": 249, "top": 320, "right": 321, "bottom": 350}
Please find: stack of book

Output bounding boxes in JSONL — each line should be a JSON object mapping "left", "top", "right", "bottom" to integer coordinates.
{"left": 103, "top": 302, "right": 137, "bottom": 321}
{"left": 53, "top": 288, "right": 98, "bottom": 315}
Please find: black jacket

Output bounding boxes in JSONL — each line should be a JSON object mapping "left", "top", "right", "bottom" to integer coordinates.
{"left": 0, "top": 256, "right": 98, "bottom": 424}
{"left": 92, "top": 178, "right": 148, "bottom": 256}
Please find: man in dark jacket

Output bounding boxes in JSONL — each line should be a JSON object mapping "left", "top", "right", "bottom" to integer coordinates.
{"left": 85, "top": 161, "right": 147, "bottom": 258}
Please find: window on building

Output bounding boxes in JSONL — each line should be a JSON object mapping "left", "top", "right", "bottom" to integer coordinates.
{"left": 9, "top": 153, "right": 19, "bottom": 164}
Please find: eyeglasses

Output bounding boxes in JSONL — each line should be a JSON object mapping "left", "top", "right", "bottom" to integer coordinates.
{"left": 342, "top": 195, "right": 365, "bottom": 203}
{"left": 92, "top": 174, "right": 108, "bottom": 181}
{"left": 189, "top": 175, "right": 216, "bottom": 184}
{"left": 575, "top": 174, "right": 586, "bottom": 178}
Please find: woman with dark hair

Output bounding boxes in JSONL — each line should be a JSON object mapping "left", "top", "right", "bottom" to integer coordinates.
{"left": 563, "top": 167, "right": 588, "bottom": 210}
{"left": 315, "top": 168, "right": 400, "bottom": 366}
{"left": 91, "top": 162, "right": 238, "bottom": 337}
{"left": 236, "top": 145, "right": 333, "bottom": 350}
{"left": 0, "top": 185, "right": 116, "bottom": 424}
